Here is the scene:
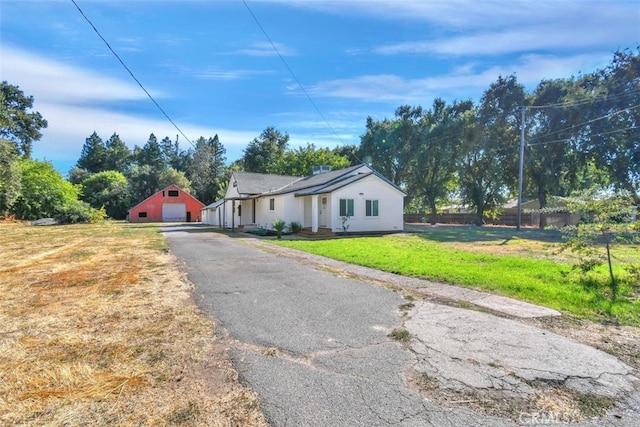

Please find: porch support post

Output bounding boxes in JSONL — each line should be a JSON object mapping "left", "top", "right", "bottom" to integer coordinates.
{"left": 311, "top": 195, "right": 319, "bottom": 233}
{"left": 231, "top": 200, "right": 235, "bottom": 231}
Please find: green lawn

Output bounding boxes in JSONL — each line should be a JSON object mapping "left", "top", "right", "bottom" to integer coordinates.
{"left": 271, "top": 228, "right": 640, "bottom": 326}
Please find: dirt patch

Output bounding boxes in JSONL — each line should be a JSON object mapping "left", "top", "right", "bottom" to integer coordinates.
{"left": 404, "top": 300, "right": 638, "bottom": 424}
{"left": 524, "top": 315, "right": 640, "bottom": 371}
{"left": 0, "top": 221, "right": 267, "bottom": 426}
{"left": 408, "top": 368, "right": 616, "bottom": 424}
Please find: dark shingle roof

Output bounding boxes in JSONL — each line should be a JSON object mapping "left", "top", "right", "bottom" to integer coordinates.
{"left": 230, "top": 164, "right": 404, "bottom": 199}
{"left": 232, "top": 172, "right": 300, "bottom": 195}
{"left": 294, "top": 172, "right": 371, "bottom": 196}
{"left": 264, "top": 164, "right": 367, "bottom": 196}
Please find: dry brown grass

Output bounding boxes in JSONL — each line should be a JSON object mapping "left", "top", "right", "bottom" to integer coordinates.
{"left": 0, "top": 221, "right": 267, "bottom": 426}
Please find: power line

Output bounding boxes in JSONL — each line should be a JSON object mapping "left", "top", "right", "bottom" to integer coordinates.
{"left": 70, "top": 0, "right": 193, "bottom": 147}
{"left": 240, "top": 0, "right": 365, "bottom": 165}
{"left": 526, "top": 126, "right": 638, "bottom": 147}
{"left": 527, "top": 103, "right": 640, "bottom": 144}
{"left": 527, "top": 88, "right": 640, "bottom": 110}
{"left": 361, "top": 101, "right": 637, "bottom": 157}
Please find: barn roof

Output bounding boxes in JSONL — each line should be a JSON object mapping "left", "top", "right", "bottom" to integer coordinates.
{"left": 128, "top": 184, "right": 204, "bottom": 212}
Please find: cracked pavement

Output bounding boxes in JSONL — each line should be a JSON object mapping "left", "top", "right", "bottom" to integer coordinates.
{"left": 406, "top": 302, "right": 640, "bottom": 424}
{"left": 163, "top": 225, "right": 639, "bottom": 426}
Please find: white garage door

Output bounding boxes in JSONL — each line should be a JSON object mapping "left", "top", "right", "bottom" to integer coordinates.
{"left": 162, "top": 203, "right": 186, "bottom": 222}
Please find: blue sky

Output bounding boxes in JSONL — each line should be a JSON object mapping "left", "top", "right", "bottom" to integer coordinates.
{"left": 1, "top": 0, "right": 638, "bottom": 174}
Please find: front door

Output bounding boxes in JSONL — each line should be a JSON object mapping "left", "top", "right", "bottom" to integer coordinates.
{"left": 318, "top": 196, "right": 327, "bottom": 227}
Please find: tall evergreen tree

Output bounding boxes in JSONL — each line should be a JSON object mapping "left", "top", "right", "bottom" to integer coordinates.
{"left": 135, "top": 133, "right": 165, "bottom": 170}
{"left": 76, "top": 131, "right": 107, "bottom": 173}
{"left": 104, "top": 133, "right": 132, "bottom": 172}
{"left": 126, "top": 164, "right": 158, "bottom": 203}
{"left": 189, "top": 135, "right": 226, "bottom": 204}
{"left": 242, "top": 126, "right": 288, "bottom": 173}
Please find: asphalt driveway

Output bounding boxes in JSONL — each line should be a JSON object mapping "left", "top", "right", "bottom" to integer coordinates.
{"left": 163, "top": 224, "right": 639, "bottom": 426}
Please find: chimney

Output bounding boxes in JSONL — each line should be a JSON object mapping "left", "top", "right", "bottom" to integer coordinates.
{"left": 312, "top": 165, "right": 331, "bottom": 175}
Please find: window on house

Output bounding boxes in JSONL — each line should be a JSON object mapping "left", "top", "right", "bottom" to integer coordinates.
{"left": 365, "top": 199, "right": 379, "bottom": 217}
{"left": 269, "top": 198, "right": 275, "bottom": 211}
{"left": 238, "top": 205, "right": 242, "bottom": 217}
{"left": 339, "top": 199, "right": 354, "bottom": 217}
{"left": 138, "top": 212, "right": 147, "bottom": 218}
{"left": 168, "top": 190, "right": 179, "bottom": 197}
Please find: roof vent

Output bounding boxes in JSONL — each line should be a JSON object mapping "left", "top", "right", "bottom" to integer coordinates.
{"left": 312, "top": 165, "right": 331, "bottom": 175}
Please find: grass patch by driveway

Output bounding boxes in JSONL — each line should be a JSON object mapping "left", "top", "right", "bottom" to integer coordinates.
{"left": 272, "top": 227, "right": 640, "bottom": 326}
{"left": 0, "top": 221, "right": 266, "bottom": 426}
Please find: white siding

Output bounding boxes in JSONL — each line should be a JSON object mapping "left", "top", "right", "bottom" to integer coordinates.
{"left": 299, "top": 194, "right": 332, "bottom": 229}
{"left": 201, "top": 208, "right": 213, "bottom": 225}
{"left": 331, "top": 175, "right": 404, "bottom": 232}
{"left": 201, "top": 203, "right": 228, "bottom": 227}
{"left": 254, "top": 195, "right": 281, "bottom": 229}
{"left": 222, "top": 167, "right": 404, "bottom": 233}
{"left": 225, "top": 174, "right": 242, "bottom": 199}
{"left": 254, "top": 193, "right": 301, "bottom": 230}
{"left": 217, "top": 200, "right": 234, "bottom": 228}
{"left": 303, "top": 197, "right": 312, "bottom": 227}
{"left": 280, "top": 193, "right": 300, "bottom": 225}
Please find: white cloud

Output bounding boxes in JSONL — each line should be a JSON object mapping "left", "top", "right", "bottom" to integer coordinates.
{"left": 301, "top": 52, "right": 614, "bottom": 104}
{"left": 274, "top": 0, "right": 638, "bottom": 58}
{"left": 269, "top": 0, "right": 638, "bottom": 33}
{"left": 30, "top": 101, "right": 256, "bottom": 169}
{"left": 0, "top": 45, "right": 155, "bottom": 105}
{"left": 374, "top": 24, "right": 637, "bottom": 57}
{"left": 232, "top": 41, "right": 296, "bottom": 57}
{"left": 195, "top": 67, "right": 273, "bottom": 80}
{"left": 0, "top": 45, "right": 256, "bottom": 169}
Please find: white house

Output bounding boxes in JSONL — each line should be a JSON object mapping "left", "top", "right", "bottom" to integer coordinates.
{"left": 201, "top": 164, "right": 405, "bottom": 233}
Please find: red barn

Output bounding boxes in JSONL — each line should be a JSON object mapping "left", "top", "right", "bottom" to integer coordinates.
{"left": 128, "top": 185, "right": 205, "bottom": 223}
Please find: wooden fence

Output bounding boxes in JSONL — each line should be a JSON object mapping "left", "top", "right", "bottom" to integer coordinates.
{"left": 404, "top": 212, "right": 578, "bottom": 228}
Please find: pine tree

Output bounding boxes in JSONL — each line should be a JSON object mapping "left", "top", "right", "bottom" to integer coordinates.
{"left": 76, "top": 131, "right": 107, "bottom": 173}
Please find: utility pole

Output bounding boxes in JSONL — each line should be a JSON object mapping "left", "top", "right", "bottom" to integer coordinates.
{"left": 517, "top": 106, "right": 526, "bottom": 231}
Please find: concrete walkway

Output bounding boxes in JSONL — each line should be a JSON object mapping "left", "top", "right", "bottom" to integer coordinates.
{"left": 163, "top": 225, "right": 639, "bottom": 426}
{"left": 246, "top": 237, "right": 561, "bottom": 319}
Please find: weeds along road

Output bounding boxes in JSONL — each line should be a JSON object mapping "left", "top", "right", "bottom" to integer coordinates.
{"left": 163, "top": 224, "right": 640, "bottom": 427}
